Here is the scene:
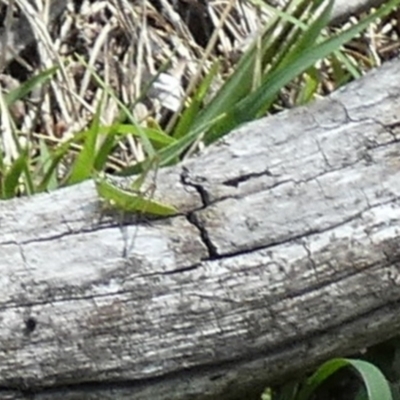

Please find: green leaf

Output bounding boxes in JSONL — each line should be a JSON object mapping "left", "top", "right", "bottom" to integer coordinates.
{"left": 297, "top": 358, "right": 392, "bottom": 400}
{"left": 1, "top": 150, "right": 29, "bottom": 199}
{"left": 36, "top": 139, "right": 58, "bottom": 191}
{"left": 295, "top": 67, "right": 320, "bottom": 105}
{"left": 276, "top": 0, "right": 333, "bottom": 73}
{"left": 117, "top": 113, "right": 225, "bottom": 177}
{"left": 159, "top": 114, "right": 226, "bottom": 166}
{"left": 188, "top": 0, "right": 314, "bottom": 137}
{"left": 67, "top": 93, "right": 104, "bottom": 185}
{"left": 94, "top": 173, "right": 178, "bottom": 216}
{"left": 104, "top": 124, "right": 175, "bottom": 147}
{"left": 93, "top": 130, "right": 118, "bottom": 171}
{"left": 75, "top": 54, "right": 157, "bottom": 159}
{"left": 206, "top": 0, "right": 400, "bottom": 142}
{"left": 171, "top": 60, "right": 220, "bottom": 139}
{"left": 5, "top": 66, "right": 58, "bottom": 106}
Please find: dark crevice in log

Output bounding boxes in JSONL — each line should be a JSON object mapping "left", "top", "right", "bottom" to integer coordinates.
{"left": 181, "top": 166, "right": 212, "bottom": 207}
{"left": 222, "top": 169, "right": 275, "bottom": 188}
{"left": 187, "top": 212, "right": 219, "bottom": 260}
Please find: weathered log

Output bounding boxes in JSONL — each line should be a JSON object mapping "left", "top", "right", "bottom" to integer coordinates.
{"left": 2, "top": 50, "right": 400, "bottom": 399}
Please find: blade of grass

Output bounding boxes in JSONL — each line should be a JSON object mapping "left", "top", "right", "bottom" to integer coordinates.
{"left": 117, "top": 113, "right": 226, "bottom": 176}
{"left": 4, "top": 66, "right": 58, "bottom": 106}
{"left": 1, "top": 149, "right": 29, "bottom": 199}
{"left": 37, "top": 137, "right": 78, "bottom": 191}
{"left": 273, "top": 0, "right": 333, "bottom": 72}
{"left": 37, "top": 138, "right": 58, "bottom": 191}
{"left": 248, "top": 0, "right": 334, "bottom": 114}
{"left": 171, "top": 60, "right": 220, "bottom": 140}
{"left": 75, "top": 54, "right": 156, "bottom": 160}
{"left": 295, "top": 67, "right": 320, "bottom": 105}
{"left": 205, "top": 0, "right": 400, "bottom": 143}
{"left": 187, "top": 0, "right": 324, "bottom": 141}
{"left": 297, "top": 358, "right": 392, "bottom": 400}
{"left": 93, "top": 129, "right": 118, "bottom": 171}
{"left": 101, "top": 123, "right": 175, "bottom": 147}
{"left": 67, "top": 93, "right": 105, "bottom": 184}
{"left": 333, "top": 50, "right": 362, "bottom": 80}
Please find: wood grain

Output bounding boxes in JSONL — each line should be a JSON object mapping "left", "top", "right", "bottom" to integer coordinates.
{"left": 1, "top": 50, "right": 400, "bottom": 400}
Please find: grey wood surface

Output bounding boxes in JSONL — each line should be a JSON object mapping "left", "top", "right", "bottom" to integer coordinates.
{"left": 1, "top": 52, "right": 400, "bottom": 400}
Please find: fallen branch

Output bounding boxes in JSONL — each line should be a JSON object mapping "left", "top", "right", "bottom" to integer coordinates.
{"left": 1, "top": 46, "right": 400, "bottom": 400}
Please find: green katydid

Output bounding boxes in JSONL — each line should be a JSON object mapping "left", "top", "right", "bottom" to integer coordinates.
{"left": 94, "top": 156, "right": 178, "bottom": 217}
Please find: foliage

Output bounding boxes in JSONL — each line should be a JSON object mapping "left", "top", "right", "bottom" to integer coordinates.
{"left": 299, "top": 358, "right": 392, "bottom": 400}
{"left": 0, "top": 0, "right": 398, "bottom": 205}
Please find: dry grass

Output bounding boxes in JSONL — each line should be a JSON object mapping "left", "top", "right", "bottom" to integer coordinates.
{"left": 0, "top": 0, "right": 399, "bottom": 172}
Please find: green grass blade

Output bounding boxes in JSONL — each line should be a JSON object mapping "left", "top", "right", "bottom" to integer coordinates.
{"left": 94, "top": 129, "right": 118, "bottom": 171}
{"left": 295, "top": 67, "right": 320, "bottom": 105}
{"left": 37, "top": 151, "right": 64, "bottom": 192}
{"left": 159, "top": 114, "right": 226, "bottom": 166}
{"left": 331, "top": 50, "right": 362, "bottom": 85}
{"left": 36, "top": 139, "right": 58, "bottom": 191}
{"left": 248, "top": 0, "right": 333, "bottom": 113}
{"left": 187, "top": 0, "right": 326, "bottom": 142}
{"left": 191, "top": 0, "right": 313, "bottom": 126}
{"left": 349, "top": 359, "right": 393, "bottom": 400}
{"left": 117, "top": 113, "right": 225, "bottom": 177}
{"left": 102, "top": 123, "right": 175, "bottom": 147}
{"left": 4, "top": 66, "right": 58, "bottom": 106}
{"left": 297, "top": 358, "right": 392, "bottom": 400}
{"left": 276, "top": 0, "right": 333, "bottom": 72}
{"left": 36, "top": 132, "right": 87, "bottom": 191}
{"left": 297, "top": 358, "right": 352, "bottom": 400}
{"left": 257, "top": 0, "right": 313, "bottom": 69}
{"left": 171, "top": 60, "right": 220, "bottom": 139}
{"left": 186, "top": 29, "right": 267, "bottom": 133}
{"left": 2, "top": 150, "right": 29, "bottom": 199}
{"left": 75, "top": 54, "right": 156, "bottom": 159}
{"left": 67, "top": 93, "right": 104, "bottom": 184}
{"left": 206, "top": 0, "right": 400, "bottom": 143}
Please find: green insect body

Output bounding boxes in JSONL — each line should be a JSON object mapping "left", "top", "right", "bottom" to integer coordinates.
{"left": 94, "top": 172, "right": 178, "bottom": 217}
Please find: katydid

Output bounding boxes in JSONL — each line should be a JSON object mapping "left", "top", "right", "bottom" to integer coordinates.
{"left": 94, "top": 156, "right": 177, "bottom": 217}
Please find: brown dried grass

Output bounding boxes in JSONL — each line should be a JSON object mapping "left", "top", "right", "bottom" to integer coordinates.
{"left": 0, "top": 0, "right": 399, "bottom": 167}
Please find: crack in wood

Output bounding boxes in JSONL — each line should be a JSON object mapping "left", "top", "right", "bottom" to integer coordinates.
{"left": 187, "top": 212, "right": 218, "bottom": 259}
{"left": 180, "top": 166, "right": 211, "bottom": 206}
{"left": 222, "top": 169, "right": 274, "bottom": 188}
